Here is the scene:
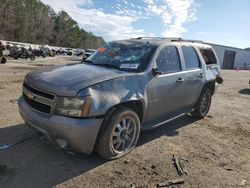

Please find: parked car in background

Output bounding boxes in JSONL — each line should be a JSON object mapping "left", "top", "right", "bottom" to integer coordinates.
{"left": 84, "top": 49, "right": 96, "bottom": 57}
{"left": 75, "top": 49, "right": 84, "bottom": 56}
{"left": 57, "top": 48, "right": 67, "bottom": 55}
{"left": 82, "top": 49, "right": 96, "bottom": 61}
{"left": 66, "top": 48, "right": 74, "bottom": 56}
{"left": 18, "top": 37, "right": 223, "bottom": 160}
{"left": 9, "top": 45, "right": 35, "bottom": 61}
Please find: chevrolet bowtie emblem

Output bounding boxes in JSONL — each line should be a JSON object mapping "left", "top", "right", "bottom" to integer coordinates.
{"left": 27, "top": 92, "right": 35, "bottom": 100}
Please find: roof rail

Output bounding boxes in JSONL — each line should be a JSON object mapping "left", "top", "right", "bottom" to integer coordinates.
{"left": 130, "top": 37, "right": 204, "bottom": 44}
{"left": 133, "top": 37, "right": 203, "bottom": 43}
{"left": 133, "top": 37, "right": 182, "bottom": 41}
{"left": 171, "top": 38, "right": 204, "bottom": 43}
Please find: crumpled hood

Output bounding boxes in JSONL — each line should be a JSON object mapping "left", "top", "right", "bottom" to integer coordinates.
{"left": 25, "top": 63, "right": 132, "bottom": 96}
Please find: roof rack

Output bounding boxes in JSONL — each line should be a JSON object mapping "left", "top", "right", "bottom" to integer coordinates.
{"left": 171, "top": 38, "right": 204, "bottom": 43}
{"left": 134, "top": 37, "right": 181, "bottom": 41}
{"left": 133, "top": 37, "right": 203, "bottom": 43}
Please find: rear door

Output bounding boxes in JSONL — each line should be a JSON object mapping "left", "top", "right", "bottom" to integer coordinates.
{"left": 145, "top": 45, "right": 186, "bottom": 125}
{"left": 181, "top": 46, "right": 205, "bottom": 110}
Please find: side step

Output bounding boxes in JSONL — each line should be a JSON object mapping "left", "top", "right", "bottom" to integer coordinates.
{"left": 141, "top": 113, "right": 187, "bottom": 131}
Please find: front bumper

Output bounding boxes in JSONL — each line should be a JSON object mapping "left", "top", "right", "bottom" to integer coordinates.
{"left": 18, "top": 97, "right": 104, "bottom": 154}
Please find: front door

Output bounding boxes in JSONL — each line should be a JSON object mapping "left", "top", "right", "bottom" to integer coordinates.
{"left": 145, "top": 45, "right": 186, "bottom": 125}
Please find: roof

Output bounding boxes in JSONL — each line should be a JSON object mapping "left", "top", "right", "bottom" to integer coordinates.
{"left": 110, "top": 37, "right": 212, "bottom": 48}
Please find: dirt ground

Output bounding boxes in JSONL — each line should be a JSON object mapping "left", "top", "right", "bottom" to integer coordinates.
{"left": 0, "top": 56, "right": 249, "bottom": 188}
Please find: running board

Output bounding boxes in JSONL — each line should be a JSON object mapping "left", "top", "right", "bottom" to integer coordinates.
{"left": 141, "top": 113, "right": 187, "bottom": 131}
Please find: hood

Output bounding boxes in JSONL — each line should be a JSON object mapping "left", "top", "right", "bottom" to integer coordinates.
{"left": 25, "top": 63, "right": 132, "bottom": 96}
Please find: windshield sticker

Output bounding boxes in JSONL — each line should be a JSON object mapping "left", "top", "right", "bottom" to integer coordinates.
{"left": 98, "top": 47, "right": 107, "bottom": 52}
{"left": 120, "top": 64, "right": 139, "bottom": 69}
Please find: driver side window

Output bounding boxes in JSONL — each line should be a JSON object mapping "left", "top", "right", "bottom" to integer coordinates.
{"left": 156, "top": 46, "right": 181, "bottom": 74}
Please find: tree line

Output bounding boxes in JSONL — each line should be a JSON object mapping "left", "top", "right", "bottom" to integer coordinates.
{"left": 0, "top": 0, "right": 105, "bottom": 49}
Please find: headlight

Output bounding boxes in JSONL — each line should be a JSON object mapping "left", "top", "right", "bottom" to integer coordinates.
{"left": 55, "top": 96, "right": 91, "bottom": 117}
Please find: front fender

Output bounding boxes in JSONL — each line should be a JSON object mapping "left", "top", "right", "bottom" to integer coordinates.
{"left": 77, "top": 75, "right": 150, "bottom": 117}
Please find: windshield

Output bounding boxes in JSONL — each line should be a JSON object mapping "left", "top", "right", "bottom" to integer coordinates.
{"left": 86, "top": 42, "right": 156, "bottom": 72}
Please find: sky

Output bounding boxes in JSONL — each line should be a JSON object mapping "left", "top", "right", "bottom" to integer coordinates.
{"left": 41, "top": 0, "right": 250, "bottom": 49}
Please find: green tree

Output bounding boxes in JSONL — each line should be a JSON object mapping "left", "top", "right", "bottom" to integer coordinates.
{"left": 0, "top": 0, "right": 105, "bottom": 48}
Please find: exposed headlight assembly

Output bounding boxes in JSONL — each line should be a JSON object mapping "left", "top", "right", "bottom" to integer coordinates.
{"left": 55, "top": 96, "right": 91, "bottom": 117}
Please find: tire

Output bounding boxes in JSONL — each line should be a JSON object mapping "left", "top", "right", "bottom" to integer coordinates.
{"left": 96, "top": 107, "right": 140, "bottom": 160}
{"left": 29, "top": 54, "right": 35, "bottom": 61}
{"left": 0, "top": 56, "right": 7, "bottom": 64}
{"left": 191, "top": 87, "right": 212, "bottom": 119}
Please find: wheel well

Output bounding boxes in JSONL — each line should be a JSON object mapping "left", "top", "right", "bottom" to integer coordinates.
{"left": 106, "top": 100, "right": 144, "bottom": 123}
{"left": 203, "top": 81, "right": 215, "bottom": 95}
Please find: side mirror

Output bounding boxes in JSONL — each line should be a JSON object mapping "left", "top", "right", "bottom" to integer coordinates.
{"left": 216, "top": 76, "right": 223, "bottom": 84}
{"left": 152, "top": 68, "right": 162, "bottom": 76}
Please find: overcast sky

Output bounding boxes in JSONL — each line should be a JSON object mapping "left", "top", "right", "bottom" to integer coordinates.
{"left": 41, "top": 0, "right": 250, "bottom": 48}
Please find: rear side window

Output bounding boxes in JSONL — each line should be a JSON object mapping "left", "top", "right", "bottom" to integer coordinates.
{"left": 199, "top": 49, "right": 217, "bottom": 65}
{"left": 182, "top": 46, "right": 200, "bottom": 69}
{"left": 156, "top": 46, "right": 181, "bottom": 73}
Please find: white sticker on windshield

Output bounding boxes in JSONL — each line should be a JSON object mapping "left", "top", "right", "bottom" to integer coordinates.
{"left": 120, "top": 64, "right": 139, "bottom": 69}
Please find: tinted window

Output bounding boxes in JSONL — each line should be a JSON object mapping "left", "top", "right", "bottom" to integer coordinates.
{"left": 182, "top": 46, "right": 200, "bottom": 69}
{"left": 156, "top": 46, "right": 181, "bottom": 73}
{"left": 199, "top": 49, "right": 217, "bottom": 65}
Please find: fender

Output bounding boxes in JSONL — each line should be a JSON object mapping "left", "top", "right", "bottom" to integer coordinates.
{"left": 77, "top": 74, "right": 151, "bottom": 119}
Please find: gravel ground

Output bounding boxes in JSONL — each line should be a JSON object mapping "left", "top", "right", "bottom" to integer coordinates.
{"left": 0, "top": 57, "right": 249, "bottom": 188}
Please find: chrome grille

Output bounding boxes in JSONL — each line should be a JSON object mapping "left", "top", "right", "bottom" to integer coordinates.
{"left": 22, "top": 83, "right": 55, "bottom": 115}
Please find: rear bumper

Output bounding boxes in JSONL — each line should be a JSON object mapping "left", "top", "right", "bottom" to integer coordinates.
{"left": 18, "top": 97, "right": 104, "bottom": 154}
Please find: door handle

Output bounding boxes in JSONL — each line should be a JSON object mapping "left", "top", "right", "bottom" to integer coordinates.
{"left": 176, "top": 78, "right": 185, "bottom": 83}
{"left": 197, "top": 73, "right": 205, "bottom": 78}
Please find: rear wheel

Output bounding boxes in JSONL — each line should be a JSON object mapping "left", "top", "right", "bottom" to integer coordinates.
{"left": 191, "top": 88, "right": 212, "bottom": 119}
{"left": 96, "top": 107, "right": 140, "bottom": 160}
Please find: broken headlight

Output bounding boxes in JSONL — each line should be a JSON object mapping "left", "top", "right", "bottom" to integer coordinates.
{"left": 55, "top": 96, "right": 91, "bottom": 117}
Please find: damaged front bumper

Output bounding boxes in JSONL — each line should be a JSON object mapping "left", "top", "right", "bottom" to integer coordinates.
{"left": 18, "top": 97, "right": 104, "bottom": 154}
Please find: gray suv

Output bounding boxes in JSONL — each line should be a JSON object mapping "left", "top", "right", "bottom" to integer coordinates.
{"left": 18, "top": 38, "right": 222, "bottom": 159}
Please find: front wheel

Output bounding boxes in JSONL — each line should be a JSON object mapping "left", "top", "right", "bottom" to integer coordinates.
{"left": 191, "top": 88, "right": 212, "bottom": 119}
{"left": 96, "top": 107, "right": 140, "bottom": 160}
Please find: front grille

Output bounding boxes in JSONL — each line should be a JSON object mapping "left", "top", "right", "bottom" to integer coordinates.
{"left": 23, "top": 83, "right": 55, "bottom": 100}
{"left": 22, "top": 83, "right": 55, "bottom": 115}
{"left": 23, "top": 93, "right": 51, "bottom": 114}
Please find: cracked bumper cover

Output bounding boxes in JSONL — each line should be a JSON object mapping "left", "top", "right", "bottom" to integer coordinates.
{"left": 18, "top": 97, "right": 104, "bottom": 155}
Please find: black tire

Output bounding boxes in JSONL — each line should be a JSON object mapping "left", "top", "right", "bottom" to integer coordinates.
{"left": 0, "top": 56, "right": 7, "bottom": 64}
{"left": 29, "top": 54, "right": 35, "bottom": 61}
{"left": 96, "top": 107, "right": 140, "bottom": 160}
{"left": 191, "top": 87, "right": 212, "bottom": 119}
